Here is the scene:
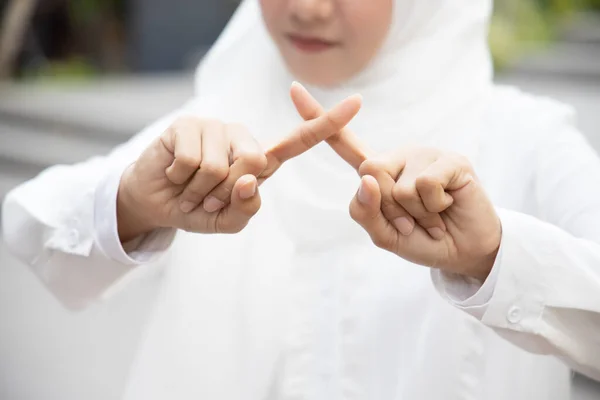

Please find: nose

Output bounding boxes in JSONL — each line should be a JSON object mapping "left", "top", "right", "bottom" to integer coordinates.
{"left": 289, "top": 0, "right": 334, "bottom": 25}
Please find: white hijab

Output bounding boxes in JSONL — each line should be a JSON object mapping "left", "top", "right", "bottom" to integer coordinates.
{"left": 124, "top": 1, "right": 494, "bottom": 398}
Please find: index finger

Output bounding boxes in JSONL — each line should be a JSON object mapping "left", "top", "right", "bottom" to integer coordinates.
{"left": 261, "top": 92, "right": 362, "bottom": 179}
{"left": 290, "top": 81, "right": 374, "bottom": 171}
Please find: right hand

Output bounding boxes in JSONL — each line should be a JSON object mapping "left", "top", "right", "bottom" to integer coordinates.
{"left": 117, "top": 88, "right": 362, "bottom": 242}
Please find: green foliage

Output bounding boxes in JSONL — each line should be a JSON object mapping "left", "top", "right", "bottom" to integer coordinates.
{"left": 489, "top": 0, "right": 596, "bottom": 68}
{"left": 67, "top": 0, "right": 123, "bottom": 24}
{"left": 22, "top": 57, "right": 98, "bottom": 82}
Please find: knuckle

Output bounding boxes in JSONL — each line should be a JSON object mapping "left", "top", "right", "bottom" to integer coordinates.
{"left": 451, "top": 153, "right": 472, "bottom": 169}
{"left": 358, "top": 160, "right": 374, "bottom": 176}
{"left": 219, "top": 199, "right": 261, "bottom": 234}
{"left": 209, "top": 184, "right": 232, "bottom": 203}
{"left": 172, "top": 116, "right": 208, "bottom": 134}
{"left": 371, "top": 232, "right": 393, "bottom": 250}
{"left": 230, "top": 224, "right": 246, "bottom": 234}
{"left": 201, "top": 118, "right": 225, "bottom": 135}
{"left": 220, "top": 184, "right": 233, "bottom": 196}
{"left": 358, "top": 158, "right": 384, "bottom": 177}
{"left": 415, "top": 174, "right": 437, "bottom": 190}
{"left": 457, "top": 156, "right": 471, "bottom": 171}
{"left": 241, "top": 196, "right": 262, "bottom": 218}
{"left": 223, "top": 223, "right": 243, "bottom": 234}
{"left": 219, "top": 217, "right": 248, "bottom": 234}
{"left": 380, "top": 198, "right": 403, "bottom": 219}
{"left": 244, "top": 206, "right": 261, "bottom": 222}
{"left": 418, "top": 214, "right": 442, "bottom": 229}
{"left": 392, "top": 182, "right": 417, "bottom": 203}
{"left": 182, "top": 187, "right": 203, "bottom": 200}
{"left": 238, "top": 151, "right": 268, "bottom": 174}
{"left": 162, "top": 124, "right": 176, "bottom": 140}
{"left": 455, "top": 153, "right": 470, "bottom": 165}
{"left": 177, "top": 154, "right": 201, "bottom": 169}
{"left": 348, "top": 202, "right": 362, "bottom": 222}
{"left": 200, "top": 161, "right": 229, "bottom": 181}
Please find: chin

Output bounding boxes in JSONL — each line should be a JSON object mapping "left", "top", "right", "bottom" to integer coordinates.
{"left": 283, "top": 57, "right": 351, "bottom": 89}
{"left": 289, "top": 66, "right": 348, "bottom": 89}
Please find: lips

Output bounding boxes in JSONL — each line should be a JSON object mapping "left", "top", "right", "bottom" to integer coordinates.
{"left": 287, "top": 34, "right": 337, "bottom": 53}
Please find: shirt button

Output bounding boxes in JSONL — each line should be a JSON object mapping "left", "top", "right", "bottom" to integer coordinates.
{"left": 66, "top": 229, "right": 80, "bottom": 248}
{"left": 507, "top": 306, "right": 522, "bottom": 324}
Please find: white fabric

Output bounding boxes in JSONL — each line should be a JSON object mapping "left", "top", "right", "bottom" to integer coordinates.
{"left": 3, "top": 1, "right": 600, "bottom": 399}
{"left": 433, "top": 248, "right": 502, "bottom": 319}
{"left": 94, "top": 162, "right": 176, "bottom": 266}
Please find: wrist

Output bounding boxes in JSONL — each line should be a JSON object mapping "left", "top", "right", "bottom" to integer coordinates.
{"left": 465, "top": 226, "right": 502, "bottom": 283}
{"left": 468, "top": 248, "right": 498, "bottom": 282}
{"left": 117, "top": 165, "right": 157, "bottom": 243}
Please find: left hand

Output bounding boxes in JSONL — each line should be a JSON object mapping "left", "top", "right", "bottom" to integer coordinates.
{"left": 291, "top": 82, "right": 501, "bottom": 281}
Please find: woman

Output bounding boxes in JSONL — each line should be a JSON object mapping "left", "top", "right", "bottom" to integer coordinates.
{"left": 3, "top": 0, "right": 600, "bottom": 399}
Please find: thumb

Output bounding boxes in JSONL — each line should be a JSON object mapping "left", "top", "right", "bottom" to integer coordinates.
{"left": 214, "top": 175, "right": 261, "bottom": 234}
{"left": 350, "top": 175, "right": 399, "bottom": 251}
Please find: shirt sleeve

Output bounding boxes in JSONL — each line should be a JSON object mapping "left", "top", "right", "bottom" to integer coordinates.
{"left": 94, "top": 160, "right": 177, "bottom": 266}
{"left": 1, "top": 102, "right": 197, "bottom": 310}
{"left": 431, "top": 248, "right": 502, "bottom": 319}
{"left": 435, "top": 118, "right": 600, "bottom": 380}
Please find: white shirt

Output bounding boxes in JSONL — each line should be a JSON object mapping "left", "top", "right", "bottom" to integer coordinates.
{"left": 3, "top": 86, "right": 600, "bottom": 399}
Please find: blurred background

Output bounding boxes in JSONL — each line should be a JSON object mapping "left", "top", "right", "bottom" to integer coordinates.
{"left": 0, "top": 0, "right": 599, "bottom": 399}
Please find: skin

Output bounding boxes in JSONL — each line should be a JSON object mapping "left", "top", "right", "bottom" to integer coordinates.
{"left": 260, "top": 0, "right": 393, "bottom": 87}
{"left": 290, "top": 83, "right": 501, "bottom": 281}
{"left": 117, "top": 92, "right": 362, "bottom": 242}
{"left": 117, "top": 0, "right": 501, "bottom": 280}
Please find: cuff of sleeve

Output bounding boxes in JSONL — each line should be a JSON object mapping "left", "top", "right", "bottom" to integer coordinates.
{"left": 94, "top": 163, "right": 177, "bottom": 266}
{"left": 477, "top": 208, "right": 546, "bottom": 332}
{"left": 433, "top": 209, "right": 546, "bottom": 330}
{"left": 431, "top": 246, "right": 502, "bottom": 320}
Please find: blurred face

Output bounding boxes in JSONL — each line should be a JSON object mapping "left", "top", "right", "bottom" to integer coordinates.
{"left": 260, "top": 0, "right": 393, "bottom": 87}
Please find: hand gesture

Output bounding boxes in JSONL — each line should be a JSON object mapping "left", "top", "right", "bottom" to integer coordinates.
{"left": 291, "top": 83, "right": 500, "bottom": 281}
{"left": 117, "top": 87, "right": 362, "bottom": 242}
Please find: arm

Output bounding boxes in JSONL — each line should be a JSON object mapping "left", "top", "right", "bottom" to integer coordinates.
{"left": 292, "top": 83, "right": 600, "bottom": 376}
{"left": 1, "top": 86, "right": 362, "bottom": 311}
{"left": 435, "top": 121, "right": 600, "bottom": 380}
{"left": 1, "top": 107, "right": 187, "bottom": 310}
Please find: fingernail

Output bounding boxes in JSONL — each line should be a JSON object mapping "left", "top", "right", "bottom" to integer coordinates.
{"left": 239, "top": 178, "right": 257, "bottom": 200}
{"left": 180, "top": 201, "right": 195, "bottom": 213}
{"left": 427, "top": 227, "right": 445, "bottom": 240}
{"left": 394, "top": 217, "right": 414, "bottom": 236}
{"left": 203, "top": 196, "right": 225, "bottom": 213}
{"left": 357, "top": 180, "right": 370, "bottom": 205}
